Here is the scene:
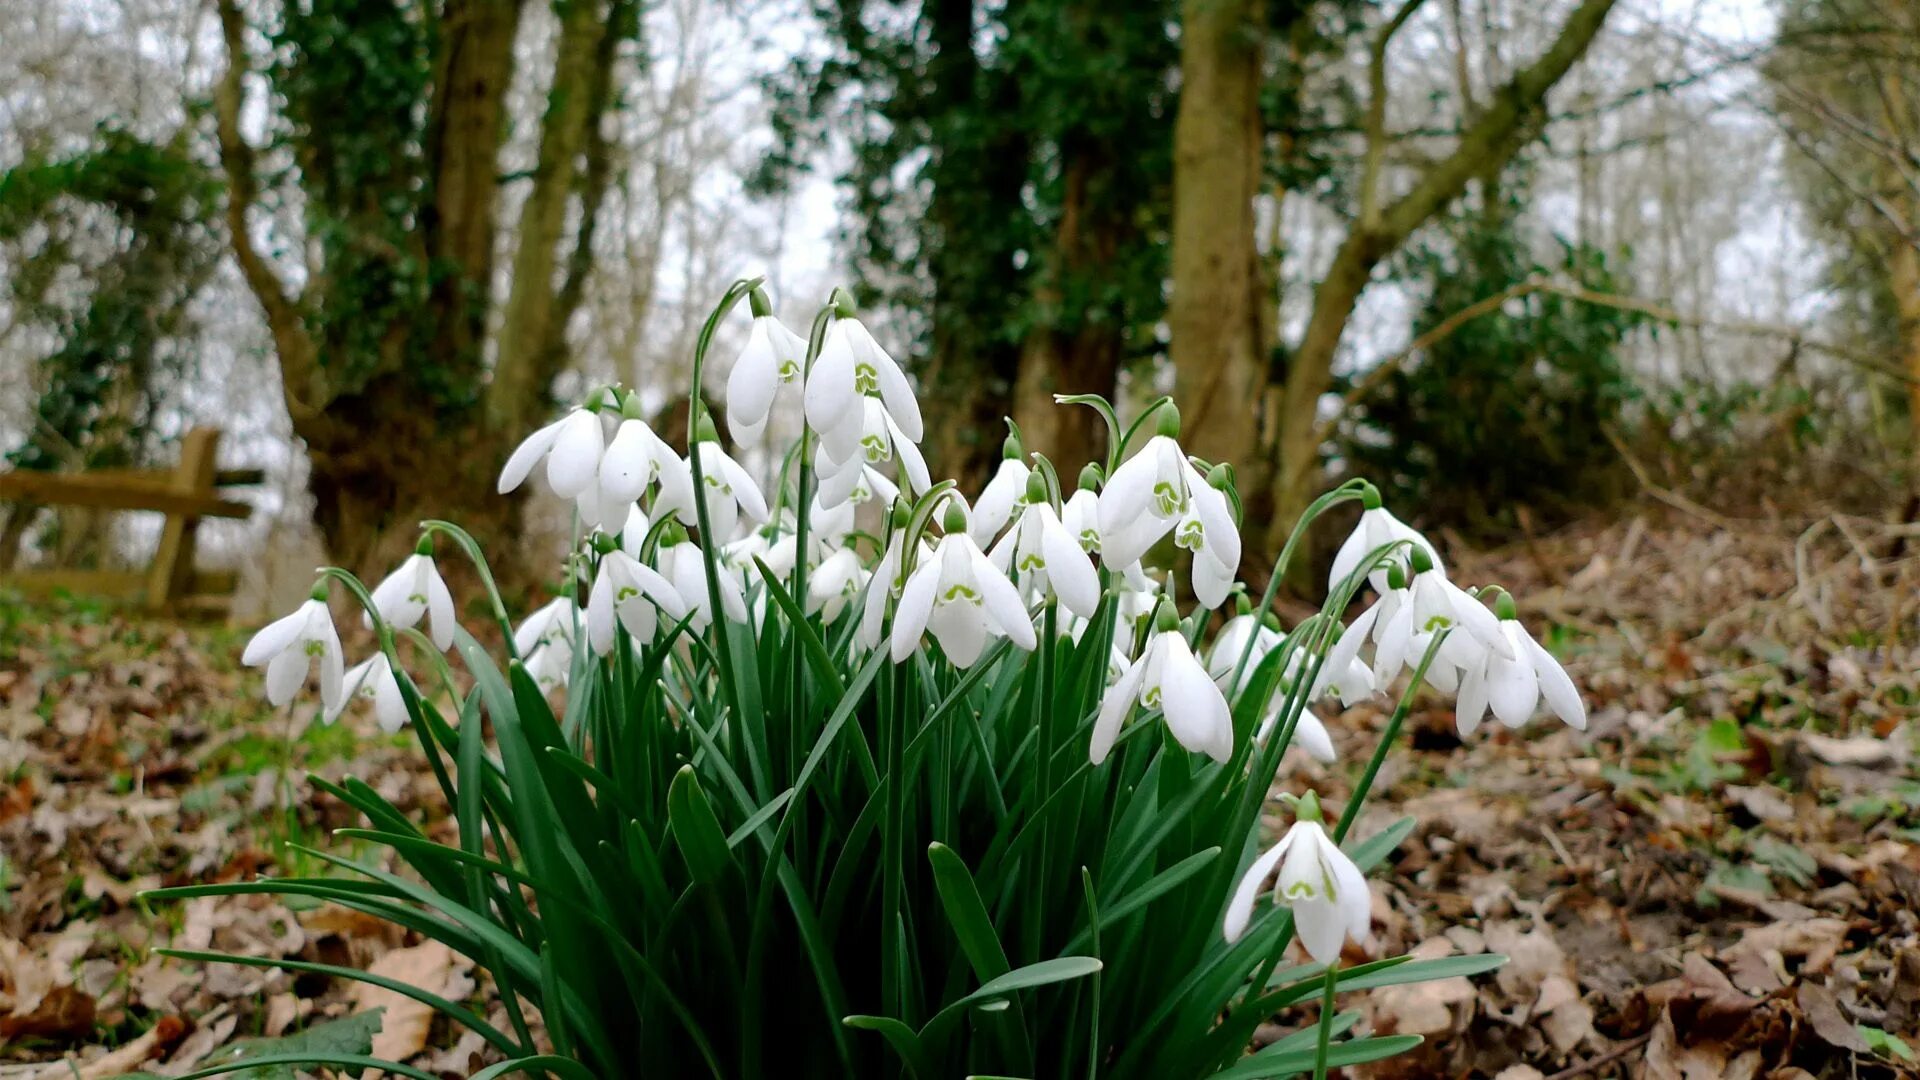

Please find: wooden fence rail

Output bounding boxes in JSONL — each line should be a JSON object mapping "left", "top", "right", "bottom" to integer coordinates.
{"left": 0, "top": 427, "right": 258, "bottom": 613}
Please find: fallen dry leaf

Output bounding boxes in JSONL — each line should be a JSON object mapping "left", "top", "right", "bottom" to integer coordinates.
{"left": 350, "top": 939, "right": 471, "bottom": 1063}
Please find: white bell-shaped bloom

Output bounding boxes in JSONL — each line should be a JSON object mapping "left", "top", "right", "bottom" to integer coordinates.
{"left": 243, "top": 596, "right": 345, "bottom": 711}
{"left": 810, "top": 494, "right": 857, "bottom": 552}
{"left": 1223, "top": 813, "right": 1371, "bottom": 964}
{"left": 524, "top": 635, "right": 574, "bottom": 690}
{"left": 807, "top": 547, "right": 870, "bottom": 622}
{"left": 598, "top": 416, "right": 687, "bottom": 508}
{"left": 969, "top": 456, "right": 1032, "bottom": 547}
{"left": 1329, "top": 503, "right": 1441, "bottom": 594}
{"left": 815, "top": 457, "right": 900, "bottom": 511}
{"left": 498, "top": 402, "right": 613, "bottom": 498}
{"left": 726, "top": 313, "right": 808, "bottom": 443}
{"left": 659, "top": 539, "right": 750, "bottom": 630}
{"left": 655, "top": 441, "right": 769, "bottom": 541}
{"left": 586, "top": 550, "right": 689, "bottom": 655}
{"left": 1390, "top": 563, "right": 1513, "bottom": 671}
{"left": 816, "top": 398, "right": 931, "bottom": 504}
{"left": 366, "top": 551, "right": 457, "bottom": 651}
{"left": 1113, "top": 562, "right": 1162, "bottom": 623}
{"left": 988, "top": 498, "right": 1100, "bottom": 619}
{"left": 328, "top": 653, "right": 408, "bottom": 733}
{"left": 858, "top": 528, "right": 929, "bottom": 652}
{"left": 1454, "top": 612, "right": 1586, "bottom": 737}
{"left": 1062, "top": 487, "right": 1101, "bottom": 553}
{"left": 1098, "top": 435, "right": 1240, "bottom": 608}
{"left": 1089, "top": 622, "right": 1233, "bottom": 765}
{"left": 803, "top": 315, "right": 922, "bottom": 447}
{"left": 1208, "top": 614, "right": 1282, "bottom": 695}
{"left": 514, "top": 595, "right": 578, "bottom": 657}
{"left": 890, "top": 531, "right": 1037, "bottom": 667}
{"left": 1253, "top": 707, "right": 1339, "bottom": 764}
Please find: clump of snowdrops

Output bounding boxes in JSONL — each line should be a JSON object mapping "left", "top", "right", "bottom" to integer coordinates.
{"left": 150, "top": 279, "right": 1587, "bottom": 1079}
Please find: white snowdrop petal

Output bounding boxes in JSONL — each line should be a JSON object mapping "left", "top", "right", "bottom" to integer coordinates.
{"left": 498, "top": 417, "right": 564, "bottom": 494}
{"left": 547, "top": 410, "right": 605, "bottom": 499}
{"left": 1222, "top": 836, "right": 1292, "bottom": 944}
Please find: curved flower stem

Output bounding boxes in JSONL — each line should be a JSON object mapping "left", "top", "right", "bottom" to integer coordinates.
{"left": 1226, "top": 480, "right": 1369, "bottom": 695}
{"left": 682, "top": 276, "right": 762, "bottom": 737}
{"left": 1311, "top": 962, "right": 1339, "bottom": 1080}
{"left": 1333, "top": 629, "right": 1448, "bottom": 845}
{"left": 418, "top": 520, "right": 518, "bottom": 660}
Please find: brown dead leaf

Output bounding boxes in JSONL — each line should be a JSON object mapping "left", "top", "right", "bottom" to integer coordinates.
{"left": 1794, "top": 982, "right": 1868, "bottom": 1053}
{"left": 1723, "top": 917, "right": 1849, "bottom": 988}
{"left": 0, "top": 984, "right": 96, "bottom": 1043}
{"left": 1370, "top": 938, "right": 1475, "bottom": 1035}
{"left": 350, "top": 940, "right": 470, "bottom": 1062}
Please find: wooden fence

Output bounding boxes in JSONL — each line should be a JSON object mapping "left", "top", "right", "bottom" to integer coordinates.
{"left": 0, "top": 427, "right": 259, "bottom": 613}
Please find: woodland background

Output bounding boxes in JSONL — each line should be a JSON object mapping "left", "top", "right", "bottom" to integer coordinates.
{"left": 3, "top": 0, "right": 1920, "bottom": 1078}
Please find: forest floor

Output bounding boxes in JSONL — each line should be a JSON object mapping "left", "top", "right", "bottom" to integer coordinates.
{"left": 0, "top": 504, "right": 1916, "bottom": 1079}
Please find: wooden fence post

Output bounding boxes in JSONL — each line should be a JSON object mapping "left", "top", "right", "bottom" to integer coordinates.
{"left": 146, "top": 427, "right": 221, "bottom": 610}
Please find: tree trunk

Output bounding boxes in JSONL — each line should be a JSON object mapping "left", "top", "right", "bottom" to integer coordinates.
{"left": 1168, "top": 0, "right": 1267, "bottom": 475}
{"left": 1263, "top": 0, "right": 1620, "bottom": 553}
{"left": 1892, "top": 240, "right": 1920, "bottom": 449}
{"left": 490, "top": 0, "right": 612, "bottom": 431}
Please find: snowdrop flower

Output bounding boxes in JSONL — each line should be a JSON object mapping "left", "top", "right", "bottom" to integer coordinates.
{"left": 514, "top": 595, "right": 579, "bottom": 656}
{"left": 808, "top": 546, "right": 870, "bottom": 622}
{"left": 586, "top": 546, "right": 689, "bottom": 655}
{"left": 243, "top": 589, "right": 345, "bottom": 711}
{"left": 815, "top": 457, "right": 899, "bottom": 511}
{"left": 890, "top": 504, "right": 1037, "bottom": 668}
{"left": 989, "top": 472, "right": 1100, "bottom": 619}
{"left": 655, "top": 432, "right": 769, "bottom": 541}
{"left": 1453, "top": 594, "right": 1587, "bottom": 737}
{"left": 1208, "top": 612, "right": 1282, "bottom": 695}
{"left": 1329, "top": 491, "right": 1441, "bottom": 594}
{"left": 1114, "top": 562, "right": 1163, "bottom": 623}
{"left": 810, "top": 494, "right": 857, "bottom": 553}
{"left": 599, "top": 407, "right": 689, "bottom": 509}
{"left": 328, "top": 653, "right": 407, "bottom": 733}
{"left": 1383, "top": 550, "right": 1512, "bottom": 676}
{"left": 1098, "top": 408, "right": 1241, "bottom": 608}
{"left": 723, "top": 528, "right": 796, "bottom": 583}
{"left": 1090, "top": 603, "right": 1233, "bottom": 765}
{"left": 1062, "top": 484, "right": 1101, "bottom": 554}
{"left": 969, "top": 448, "right": 1032, "bottom": 547}
{"left": 366, "top": 540, "right": 456, "bottom": 650}
{"left": 497, "top": 396, "right": 613, "bottom": 499}
{"left": 524, "top": 636, "right": 574, "bottom": 690}
{"left": 858, "top": 508, "right": 926, "bottom": 651}
{"left": 725, "top": 292, "right": 809, "bottom": 443}
{"left": 1255, "top": 706, "right": 1339, "bottom": 764}
{"left": 659, "top": 535, "right": 749, "bottom": 630}
{"left": 803, "top": 306, "right": 923, "bottom": 451}
{"left": 815, "top": 397, "right": 931, "bottom": 505}
{"left": 1222, "top": 794, "right": 1371, "bottom": 964}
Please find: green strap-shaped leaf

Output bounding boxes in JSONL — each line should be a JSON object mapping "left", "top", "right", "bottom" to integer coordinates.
{"left": 927, "top": 842, "right": 1012, "bottom": 984}
{"left": 668, "top": 765, "right": 734, "bottom": 886}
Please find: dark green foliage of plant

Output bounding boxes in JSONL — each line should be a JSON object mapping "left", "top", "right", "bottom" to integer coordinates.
{"left": 0, "top": 127, "right": 221, "bottom": 471}
{"left": 1339, "top": 189, "right": 1643, "bottom": 537}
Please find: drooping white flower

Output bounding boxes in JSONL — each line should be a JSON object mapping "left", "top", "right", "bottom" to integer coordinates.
{"left": 803, "top": 312, "right": 922, "bottom": 448}
{"left": 328, "top": 653, "right": 408, "bottom": 733}
{"left": 1208, "top": 616, "right": 1355, "bottom": 763}
{"left": 1098, "top": 426, "right": 1241, "bottom": 608}
{"left": 988, "top": 484, "right": 1100, "bottom": 620}
{"left": 1062, "top": 486, "right": 1102, "bottom": 554}
{"left": 969, "top": 453, "right": 1032, "bottom": 548}
{"left": 586, "top": 549, "right": 689, "bottom": 655}
{"left": 815, "top": 398, "right": 931, "bottom": 506}
{"left": 1453, "top": 600, "right": 1587, "bottom": 737}
{"left": 726, "top": 304, "right": 808, "bottom": 443}
{"left": 858, "top": 521, "right": 929, "bottom": 652}
{"left": 524, "top": 636, "right": 574, "bottom": 690}
{"left": 1114, "top": 561, "right": 1163, "bottom": 623}
{"left": 515, "top": 596, "right": 579, "bottom": 690}
{"left": 1208, "top": 613, "right": 1282, "bottom": 695}
{"left": 1222, "top": 805, "right": 1372, "bottom": 964}
{"left": 243, "top": 594, "right": 345, "bottom": 711}
{"left": 807, "top": 547, "right": 870, "bottom": 623}
{"left": 1329, "top": 498, "right": 1442, "bottom": 594}
{"left": 655, "top": 439, "right": 770, "bottom": 542}
{"left": 497, "top": 395, "right": 615, "bottom": 497}
{"left": 815, "top": 458, "right": 900, "bottom": 511}
{"left": 890, "top": 519, "right": 1037, "bottom": 668}
{"left": 1089, "top": 610, "right": 1233, "bottom": 765}
{"left": 1380, "top": 557, "right": 1513, "bottom": 678}
{"left": 659, "top": 538, "right": 750, "bottom": 630}
{"left": 599, "top": 414, "right": 689, "bottom": 508}
{"left": 366, "top": 547, "right": 457, "bottom": 651}
{"left": 1254, "top": 707, "right": 1339, "bottom": 764}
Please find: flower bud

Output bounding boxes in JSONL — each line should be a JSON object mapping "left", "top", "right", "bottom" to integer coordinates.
{"left": 1154, "top": 401, "right": 1182, "bottom": 439}
{"left": 1409, "top": 545, "right": 1434, "bottom": 575}
{"left": 749, "top": 286, "right": 773, "bottom": 319}
{"left": 830, "top": 287, "right": 859, "bottom": 320}
{"left": 890, "top": 500, "right": 912, "bottom": 530}
{"left": 1359, "top": 481, "right": 1382, "bottom": 511}
{"left": 1206, "top": 462, "right": 1233, "bottom": 493}
{"left": 308, "top": 581, "right": 330, "bottom": 604}
{"left": 1024, "top": 469, "right": 1049, "bottom": 505}
{"left": 620, "top": 389, "right": 647, "bottom": 421}
{"left": 414, "top": 535, "right": 434, "bottom": 557}
{"left": 1292, "top": 789, "right": 1324, "bottom": 824}
{"left": 1493, "top": 589, "right": 1518, "bottom": 621}
{"left": 1387, "top": 562, "right": 1408, "bottom": 591}
{"left": 941, "top": 503, "right": 968, "bottom": 534}
{"left": 694, "top": 413, "right": 720, "bottom": 445}
{"left": 591, "top": 532, "right": 618, "bottom": 555}
{"left": 1077, "top": 461, "right": 1104, "bottom": 492}
{"left": 1152, "top": 598, "right": 1179, "bottom": 635}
